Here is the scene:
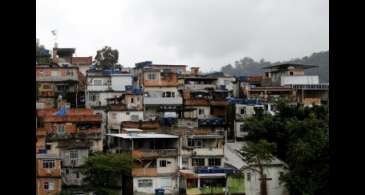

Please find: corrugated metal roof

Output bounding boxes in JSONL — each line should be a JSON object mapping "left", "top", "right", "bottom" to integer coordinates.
{"left": 106, "top": 133, "right": 178, "bottom": 139}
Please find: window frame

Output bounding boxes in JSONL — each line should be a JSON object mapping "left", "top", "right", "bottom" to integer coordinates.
{"left": 147, "top": 73, "right": 156, "bottom": 80}
{"left": 159, "top": 160, "right": 167, "bottom": 167}
{"left": 192, "top": 158, "right": 205, "bottom": 166}
{"left": 42, "top": 160, "right": 55, "bottom": 169}
{"left": 208, "top": 158, "right": 221, "bottom": 167}
{"left": 138, "top": 179, "right": 153, "bottom": 188}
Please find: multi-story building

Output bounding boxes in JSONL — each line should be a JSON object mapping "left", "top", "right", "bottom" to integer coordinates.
{"left": 36, "top": 106, "right": 103, "bottom": 188}
{"left": 36, "top": 154, "right": 62, "bottom": 195}
{"left": 141, "top": 67, "right": 183, "bottom": 122}
{"left": 107, "top": 129, "right": 180, "bottom": 194}
{"left": 179, "top": 129, "right": 234, "bottom": 195}
{"left": 36, "top": 65, "right": 85, "bottom": 109}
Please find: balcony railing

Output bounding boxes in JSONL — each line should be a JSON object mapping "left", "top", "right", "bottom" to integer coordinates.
{"left": 132, "top": 149, "right": 178, "bottom": 159}
{"left": 193, "top": 148, "right": 224, "bottom": 156}
{"left": 144, "top": 97, "right": 183, "bottom": 105}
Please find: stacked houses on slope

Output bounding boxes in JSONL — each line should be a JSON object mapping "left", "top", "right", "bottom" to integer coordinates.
{"left": 36, "top": 46, "right": 328, "bottom": 195}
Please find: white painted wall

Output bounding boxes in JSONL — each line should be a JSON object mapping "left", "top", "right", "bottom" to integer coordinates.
{"left": 216, "top": 77, "right": 235, "bottom": 91}
{"left": 280, "top": 75, "right": 319, "bottom": 86}
{"left": 234, "top": 121, "right": 248, "bottom": 138}
{"left": 157, "top": 157, "right": 178, "bottom": 174}
{"left": 133, "top": 176, "right": 177, "bottom": 194}
{"left": 108, "top": 111, "right": 144, "bottom": 130}
{"left": 235, "top": 104, "right": 256, "bottom": 119}
{"left": 184, "top": 106, "right": 210, "bottom": 119}
{"left": 86, "top": 92, "right": 124, "bottom": 107}
{"left": 111, "top": 74, "right": 132, "bottom": 91}
{"left": 87, "top": 77, "right": 111, "bottom": 91}
{"left": 244, "top": 166, "right": 288, "bottom": 195}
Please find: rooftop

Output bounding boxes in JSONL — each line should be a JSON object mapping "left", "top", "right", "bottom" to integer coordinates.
{"left": 262, "top": 64, "right": 318, "bottom": 70}
{"left": 37, "top": 153, "right": 61, "bottom": 159}
{"left": 106, "top": 133, "right": 179, "bottom": 139}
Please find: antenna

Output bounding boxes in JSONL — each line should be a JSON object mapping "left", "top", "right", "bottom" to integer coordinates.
{"left": 51, "top": 29, "right": 58, "bottom": 48}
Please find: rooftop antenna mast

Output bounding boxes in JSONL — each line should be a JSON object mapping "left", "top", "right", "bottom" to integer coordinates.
{"left": 51, "top": 29, "right": 58, "bottom": 48}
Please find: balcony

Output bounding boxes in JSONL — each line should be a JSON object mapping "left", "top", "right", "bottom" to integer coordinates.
{"left": 132, "top": 149, "right": 178, "bottom": 159}
{"left": 280, "top": 75, "right": 319, "bottom": 86}
{"left": 132, "top": 167, "right": 157, "bottom": 177}
{"left": 193, "top": 148, "right": 224, "bottom": 156}
{"left": 185, "top": 84, "right": 216, "bottom": 90}
{"left": 144, "top": 97, "right": 182, "bottom": 105}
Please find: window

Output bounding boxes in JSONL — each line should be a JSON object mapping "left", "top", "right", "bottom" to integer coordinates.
{"left": 192, "top": 158, "right": 205, "bottom": 166}
{"left": 66, "top": 70, "right": 74, "bottom": 76}
{"left": 240, "top": 108, "right": 245, "bottom": 115}
{"left": 43, "top": 182, "right": 49, "bottom": 190}
{"left": 289, "top": 71, "right": 293, "bottom": 76}
{"left": 240, "top": 124, "right": 245, "bottom": 132}
{"left": 48, "top": 182, "right": 54, "bottom": 190}
{"left": 147, "top": 73, "right": 156, "bottom": 80}
{"left": 131, "top": 98, "right": 134, "bottom": 103}
{"left": 93, "top": 79, "right": 102, "bottom": 86}
{"left": 160, "top": 160, "right": 167, "bottom": 167}
{"left": 171, "top": 92, "right": 175, "bottom": 97}
{"left": 66, "top": 169, "right": 69, "bottom": 174}
{"left": 138, "top": 179, "right": 153, "bottom": 187}
{"left": 188, "top": 139, "right": 202, "bottom": 148}
{"left": 46, "top": 144, "right": 52, "bottom": 150}
{"left": 58, "top": 125, "right": 64, "bottom": 134}
{"left": 247, "top": 172, "right": 251, "bottom": 181}
{"left": 131, "top": 115, "right": 139, "bottom": 121}
{"left": 89, "top": 94, "right": 99, "bottom": 101}
{"left": 43, "top": 160, "right": 55, "bottom": 169}
{"left": 182, "top": 157, "right": 189, "bottom": 166}
{"left": 111, "top": 113, "right": 117, "bottom": 120}
{"left": 70, "top": 150, "right": 79, "bottom": 166}
{"left": 43, "top": 84, "right": 51, "bottom": 89}
{"left": 198, "top": 109, "right": 204, "bottom": 115}
{"left": 208, "top": 158, "right": 221, "bottom": 166}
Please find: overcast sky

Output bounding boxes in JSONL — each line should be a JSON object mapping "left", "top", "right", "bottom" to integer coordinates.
{"left": 36, "top": 0, "right": 328, "bottom": 72}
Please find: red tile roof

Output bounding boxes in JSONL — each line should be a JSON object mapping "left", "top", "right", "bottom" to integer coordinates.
{"left": 72, "top": 57, "right": 92, "bottom": 65}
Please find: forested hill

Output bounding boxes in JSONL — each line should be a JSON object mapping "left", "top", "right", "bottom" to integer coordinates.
{"left": 221, "top": 51, "right": 329, "bottom": 82}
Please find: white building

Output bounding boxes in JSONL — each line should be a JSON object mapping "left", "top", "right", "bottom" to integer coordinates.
{"left": 224, "top": 142, "right": 289, "bottom": 195}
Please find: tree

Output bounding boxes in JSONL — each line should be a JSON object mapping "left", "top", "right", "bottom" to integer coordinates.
{"left": 36, "top": 38, "right": 51, "bottom": 64}
{"left": 95, "top": 46, "right": 119, "bottom": 69}
{"left": 243, "top": 103, "right": 329, "bottom": 195}
{"left": 80, "top": 153, "right": 134, "bottom": 195}
{"left": 240, "top": 140, "right": 277, "bottom": 195}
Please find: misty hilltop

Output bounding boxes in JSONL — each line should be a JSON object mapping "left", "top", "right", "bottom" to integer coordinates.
{"left": 221, "top": 51, "right": 329, "bottom": 82}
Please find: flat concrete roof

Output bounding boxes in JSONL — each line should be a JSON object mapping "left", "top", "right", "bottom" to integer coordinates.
{"left": 106, "top": 133, "right": 179, "bottom": 139}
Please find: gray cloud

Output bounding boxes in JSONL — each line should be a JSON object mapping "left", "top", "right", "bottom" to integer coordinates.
{"left": 37, "top": 0, "right": 328, "bottom": 72}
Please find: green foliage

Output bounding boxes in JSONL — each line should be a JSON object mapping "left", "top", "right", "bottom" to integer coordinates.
{"left": 243, "top": 103, "right": 329, "bottom": 195}
{"left": 80, "top": 153, "right": 134, "bottom": 194}
{"left": 241, "top": 140, "right": 276, "bottom": 167}
{"left": 95, "top": 46, "right": 119, "bottom": 69}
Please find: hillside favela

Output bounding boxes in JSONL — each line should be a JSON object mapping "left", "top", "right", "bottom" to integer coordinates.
{"left": 36, "top": 43, "right": 329, "bottom": 195}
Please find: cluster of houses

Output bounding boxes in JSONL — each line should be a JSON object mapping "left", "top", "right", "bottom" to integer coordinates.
{"left": 36, "top": 46, "right": 329, "bottom": 195}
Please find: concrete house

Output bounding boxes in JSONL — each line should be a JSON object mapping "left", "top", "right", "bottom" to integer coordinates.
{"left": 141, "top": 67, "right": 183, "bottom": 122}
{"left": 107, "top": 129, "right": 180, "bottom": 194}
{"left": 36, "top": 107, "right": 103, "bottom": 188}
{"left": 36, "top": 154, "right": 62, "bottom": 195}
{"left": 179, "top": 129, "right": 234, "bottom": 195}
{"left": 225, "top": 142, "right": 289, "bottom": 195}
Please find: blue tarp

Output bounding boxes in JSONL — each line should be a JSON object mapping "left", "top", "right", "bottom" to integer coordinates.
{"left": 55, "top": 106, "right": 67, "bottom": 117}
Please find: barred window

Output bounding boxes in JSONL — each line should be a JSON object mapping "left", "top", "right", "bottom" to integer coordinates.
{"left": 42, "top": 160, "right": 55, "bottom": 169}
{"left": 138, "top": 179, "right": 153, "bottom": 187}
